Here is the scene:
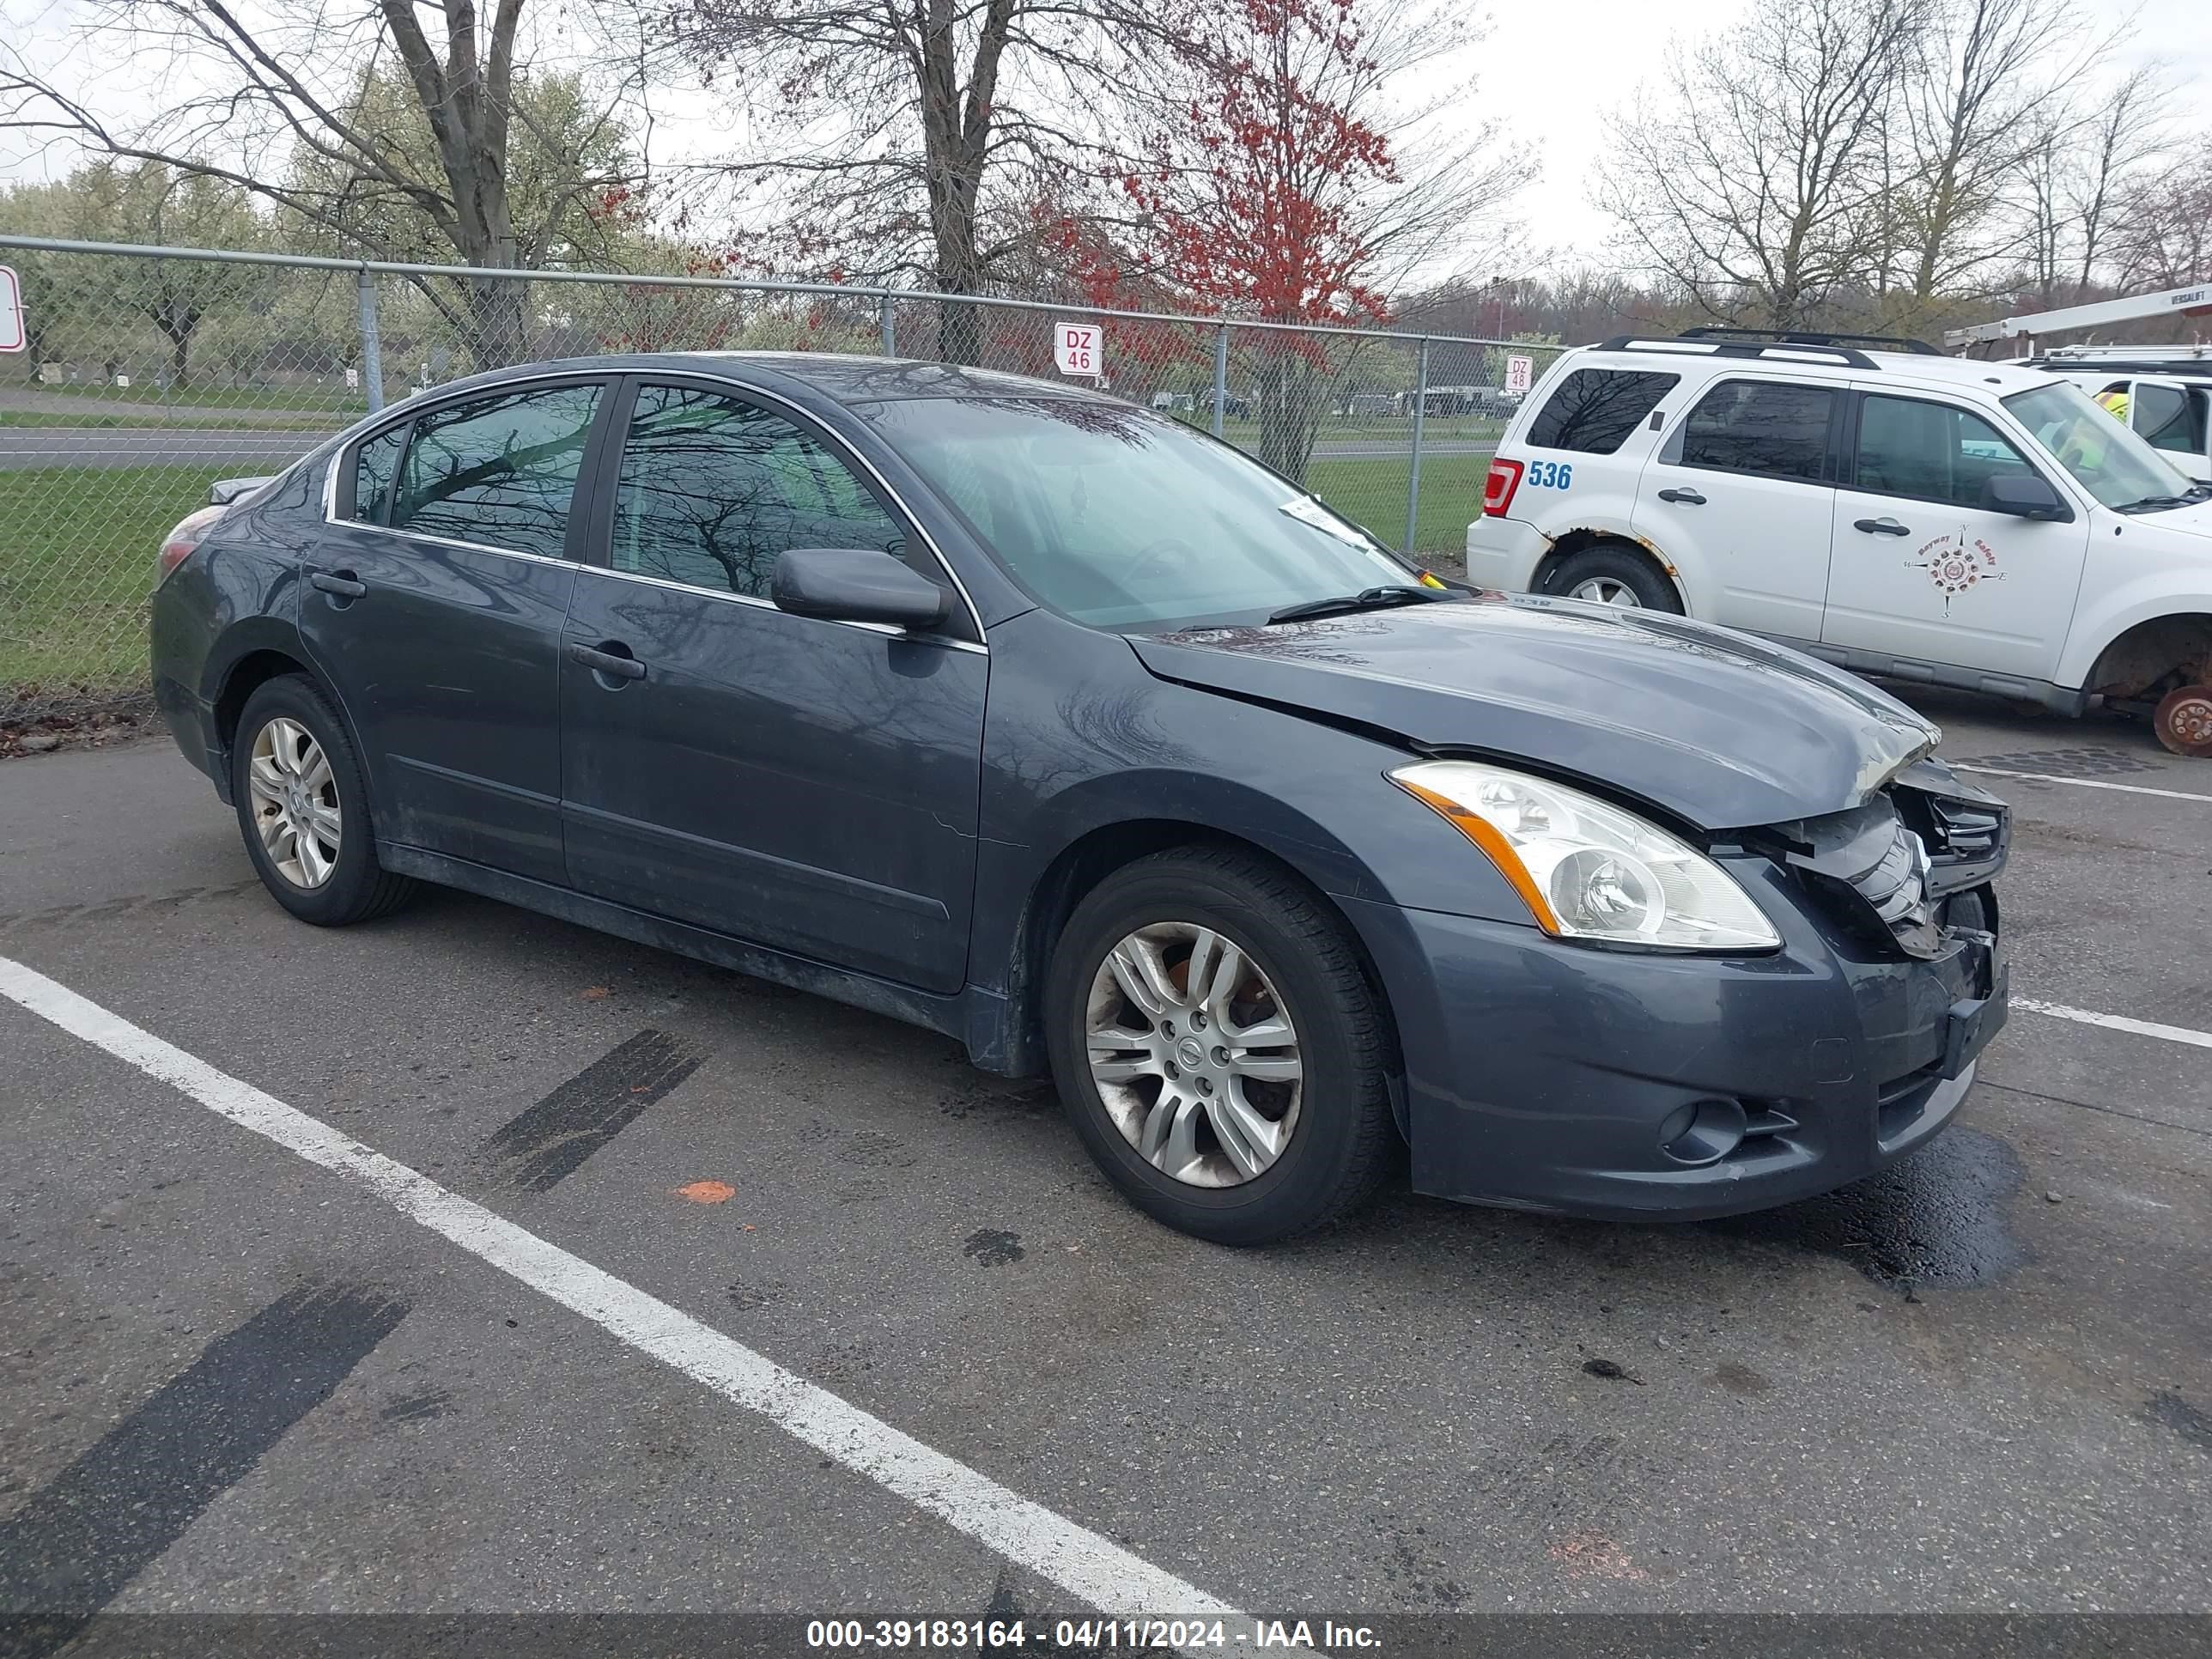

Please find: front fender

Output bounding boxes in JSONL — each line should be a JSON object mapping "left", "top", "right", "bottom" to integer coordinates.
{"left": 2057, "top": 583, "right": 2212, "bottom": 692}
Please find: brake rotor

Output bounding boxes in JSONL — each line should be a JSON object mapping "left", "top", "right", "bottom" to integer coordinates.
{"left": 2151, "top": 684, "right": 2212, "bottom": 758}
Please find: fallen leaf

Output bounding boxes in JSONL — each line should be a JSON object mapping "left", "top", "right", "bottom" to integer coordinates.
{"left": 675, "top": 1180, "right": 735, "bottom": 1204}
{"left": 580, "top": 986, "right": 611, "bottom": 1000}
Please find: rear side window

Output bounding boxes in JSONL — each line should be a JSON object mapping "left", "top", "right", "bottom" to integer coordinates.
{"left": 1675, "top": 380, "right": 1834, "bottom": 482}
{"left": 610, "top": 384, "right": 908, "bottom": 599}
{"left": 1525, "top": 368, "right": 1678, "bottom": 454}
{"left": 348, "top": 424, "right": 405, "bottom": 524}
{"left": 1854, "top": 395, "right": 2036, "bottom": 507}
{"left": 391, "top": 384, "right": 603, "bottom": 559}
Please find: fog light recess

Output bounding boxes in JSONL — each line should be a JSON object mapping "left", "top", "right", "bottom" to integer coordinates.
{"left": 1658, "top": 1098, "right": 1747, "bottom": 1166}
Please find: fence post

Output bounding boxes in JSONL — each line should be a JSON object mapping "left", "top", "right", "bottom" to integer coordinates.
{"left": 1211, "top": 325, "right": 1230, "bottom": 438}
{"left": 1402, "top": 337, "right": 1430, "bottom": 557}
{"left": 878, "top": 291, "right": 896, "bottom": 357}
{"left": 356, "top": 267, "right": 386, "bottom": 413}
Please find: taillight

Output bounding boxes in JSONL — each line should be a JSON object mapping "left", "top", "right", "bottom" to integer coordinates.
{"left": 1482, "top": 457, "right": 1525, "bottom": 518}
{"left": 156, "top": 505, "right": 228, "bottom": 586}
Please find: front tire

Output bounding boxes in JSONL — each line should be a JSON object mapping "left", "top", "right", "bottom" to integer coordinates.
{"left": 1043, "top": 848, "right": 1398, "bottom": 1246}
{"left": 231, "top": 675, "right": 416, "bottom": 926}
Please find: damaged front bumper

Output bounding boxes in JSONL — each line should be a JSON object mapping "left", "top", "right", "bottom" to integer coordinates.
{"left": 1348, "top": 757, "right": 2012, "bottom": 1222}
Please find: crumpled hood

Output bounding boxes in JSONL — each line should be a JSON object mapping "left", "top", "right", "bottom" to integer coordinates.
{"left": 1131, "top": 593, "right": 1940, "bottom": 830}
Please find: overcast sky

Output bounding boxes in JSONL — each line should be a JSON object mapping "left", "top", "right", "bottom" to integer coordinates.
{"left": 4, "top": 0, "right": 2208, "bottom": 268}
{"left": 1480, "top": 0, "right": 2212, "bottom": 259}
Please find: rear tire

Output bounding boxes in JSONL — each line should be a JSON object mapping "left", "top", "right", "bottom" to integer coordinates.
{"left": 1546, "top": 544, "right": 1682, "bottom": 612}
{"left": 231, "top": 675, "right": 417, "bottom": 926}
{"left": 1043, "top": 847, "right": 1397, "bottom": 1246}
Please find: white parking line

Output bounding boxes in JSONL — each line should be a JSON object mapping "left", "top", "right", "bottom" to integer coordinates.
{"left": 1949, "top": 763, "right": 2212, "bottom": 805}
{"left": 0, "top": 954, "right": 1285, "bottom": 1646}
{"left": 2016, "top": 998, "right": 2212, "bottom": 1052}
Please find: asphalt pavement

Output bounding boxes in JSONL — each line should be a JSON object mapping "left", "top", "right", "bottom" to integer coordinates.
{"left": 1, "top": 687, "right": 2209, "bottom": 1641}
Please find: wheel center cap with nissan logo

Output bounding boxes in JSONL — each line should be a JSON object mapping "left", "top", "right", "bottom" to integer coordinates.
{"left": 1176, "top": 1036, "right": 1207, "bottom": 1071}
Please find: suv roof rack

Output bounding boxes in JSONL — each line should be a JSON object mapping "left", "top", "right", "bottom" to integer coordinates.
{"left": 1595, "top": 331, "right": 1879, "bottom": 369}
{"left": 1679, "top": 325, "right": 1943, "bottom": 356}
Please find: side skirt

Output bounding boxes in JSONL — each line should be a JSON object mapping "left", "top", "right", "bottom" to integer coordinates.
{"left": 374, "top": 842, "right": 1018, "bottom": 1067}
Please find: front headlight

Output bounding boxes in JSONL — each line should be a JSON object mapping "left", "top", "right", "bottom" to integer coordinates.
{"left": 1389, "top": 759, "right": 1781, "bottom": 951}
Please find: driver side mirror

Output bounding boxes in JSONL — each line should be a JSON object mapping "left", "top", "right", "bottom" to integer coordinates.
{"left": 1981, "top": 473, "right": 2072, "bottom": 522}
{"left": 772, "top": 548, "right": 951, "bottom": 629}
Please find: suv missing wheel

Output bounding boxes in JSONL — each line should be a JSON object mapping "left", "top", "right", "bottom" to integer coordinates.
{"left": 1465, "top": 328, "right": 2212, "bottom": 757}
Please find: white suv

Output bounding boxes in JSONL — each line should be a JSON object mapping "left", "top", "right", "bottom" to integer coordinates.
{"left": 1463, "top": 328, "right": 2212, "bottom": 757}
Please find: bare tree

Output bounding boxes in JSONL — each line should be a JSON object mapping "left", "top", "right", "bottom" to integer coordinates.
{"left": 1885, "top": 0, "right": 2099, "bottom": 324}
{"left": 0, "top": 0, "right": 643, "bottom": 365}
{"left": 2016, "top": 64, "right": 2169, "bottom": 306}
{"left": 672, "top": 0, "right": 1195, "bottom": 361}
{"left": 2108, "top": 139, "right": 2212, "bottom": 292}
{"left": 1595, "top": 0, "right": 1927, "bottom": 329}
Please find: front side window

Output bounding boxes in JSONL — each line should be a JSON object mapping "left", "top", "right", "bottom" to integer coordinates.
{"left": 1674, "top": 380, "right": 1835, "bottom": 483}
{"left": 1524, "top": 368, "right": 1679, "bottom": 454}
{"left": 391, "top": 384, "right": 603, "bottom": 559}
{"left": 611, "top": 385, "right": 909, "bottom": 599}
{"left": 349, "top": 424, "right": 405, "bottom": 524}
{"left": 860, "top": 396, "right": 1421, "bottom": 630}
{"left": 2003, "top": 380, "right": 2197, "bottom": 511}
{"left": 1854, "top": 395, "right": 2037, "bottom": 508}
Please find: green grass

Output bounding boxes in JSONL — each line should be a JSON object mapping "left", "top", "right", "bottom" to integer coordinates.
{"left": 0, "top": 409, "right": 349, "bottom": 431}
{"left": 1304, "top": 453, "right": 1486, "bottom": 558}
{"left": 4, "top": 380, "right": 368, "bottom": 415}
{"left": 1, "top": 450, "right": 1486, "bottom": 713}
{"left": 0, "top": 465, "right": 224, "bottom": 708}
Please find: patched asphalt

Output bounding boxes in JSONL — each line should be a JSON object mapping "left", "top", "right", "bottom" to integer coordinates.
{"left": 1, "top": 685, "right": 2208, "bottom": 1623}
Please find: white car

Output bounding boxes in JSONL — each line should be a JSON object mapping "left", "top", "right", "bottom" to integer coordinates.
{"left": 1464, "top": 328, "right": 2212, "bottom": 757}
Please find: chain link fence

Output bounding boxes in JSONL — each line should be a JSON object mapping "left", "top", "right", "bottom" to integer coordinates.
{"left": 0, "top": 234, "right": 1564, "bottom": 725}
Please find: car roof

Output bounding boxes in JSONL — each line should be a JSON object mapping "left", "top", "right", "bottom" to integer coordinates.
{"left": 409, "top": 351, "right": 1113, "bottom": 409}
{"left": 1567, "top": 340, "right": 2067, "bottom": 400}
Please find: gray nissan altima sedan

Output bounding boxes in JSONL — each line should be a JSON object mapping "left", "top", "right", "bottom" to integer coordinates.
{"left": 149, "top": 353, "right": 2010, "bottom": 1244}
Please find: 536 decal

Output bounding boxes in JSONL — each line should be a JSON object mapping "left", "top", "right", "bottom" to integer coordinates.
{"left": 1524, "top": 459, "right": 1573, "bottom": 489}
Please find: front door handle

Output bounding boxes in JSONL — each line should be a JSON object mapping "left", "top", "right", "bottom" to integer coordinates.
{"left": 1656, "top": 487, "right": 1706, "bottom": 505}
{"left": 309, "top": 569, "right": 367, "bottom": 599}
{"left": 1854, "top": 517, "right": 1911, "bottom": 537}
{"left": 568, "top": 641, "right": 647, "bottom": 683}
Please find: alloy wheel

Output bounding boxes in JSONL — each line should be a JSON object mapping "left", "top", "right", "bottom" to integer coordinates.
{"left": 1083, "top": 922, "right": 1303, "bottom": 1188}
{"left": 247, "top": 716, "right": 342, "bottom": 888}
{"left": 1569, "top": 576, "right": 1642, "bottom": 607}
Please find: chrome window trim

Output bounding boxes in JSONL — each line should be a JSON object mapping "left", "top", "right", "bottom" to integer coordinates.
{"left": 319, "top": 362, "right": 989, "bottom": 647}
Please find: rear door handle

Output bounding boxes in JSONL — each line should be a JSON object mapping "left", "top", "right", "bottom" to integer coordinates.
{"left": 568, "top": 641, "right": 647, "bottom": 682}
{"left": 1656, "top": 488, "right": 1706, "bottom": 505}
{"left": 1854, "top": 517, "right": 1911, "bottom": 537}
{"left": 309, "top": 569, "right": 367, "bottom": 599}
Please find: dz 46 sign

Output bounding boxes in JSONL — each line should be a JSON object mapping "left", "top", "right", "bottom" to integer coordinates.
{"left": 1055, "top": 322, "right": 1102, "bottom": 380}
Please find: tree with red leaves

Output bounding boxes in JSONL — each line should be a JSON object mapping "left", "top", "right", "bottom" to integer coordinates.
{"left": 1063, "top": 0, "right": 1522, "bottom": 478}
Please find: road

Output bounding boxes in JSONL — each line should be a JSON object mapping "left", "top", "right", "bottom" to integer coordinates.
{"left": 1, "top": 687, "right": 2209, "bottom": 1644}
{"left": 0, "top": 429, "right": 1492, "bottom": 470}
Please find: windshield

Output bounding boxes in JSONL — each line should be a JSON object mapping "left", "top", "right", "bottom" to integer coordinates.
{"left": 858, "top": 397, "right": 1422, "bottom": 629}
{"left": 2002, "top": 380, "right": 2197, "bottom": 510}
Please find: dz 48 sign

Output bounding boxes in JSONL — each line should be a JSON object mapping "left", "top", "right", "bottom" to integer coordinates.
{"left": 1054, "top": 322, "right": 1102, "bottom": 380}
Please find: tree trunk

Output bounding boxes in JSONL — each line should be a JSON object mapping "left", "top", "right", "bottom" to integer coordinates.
{"left": 1254, "top": 346, "right": 1318, "bottom": 485}
{"left": 467, "top": 269, "right": 528, "bottom": 370}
